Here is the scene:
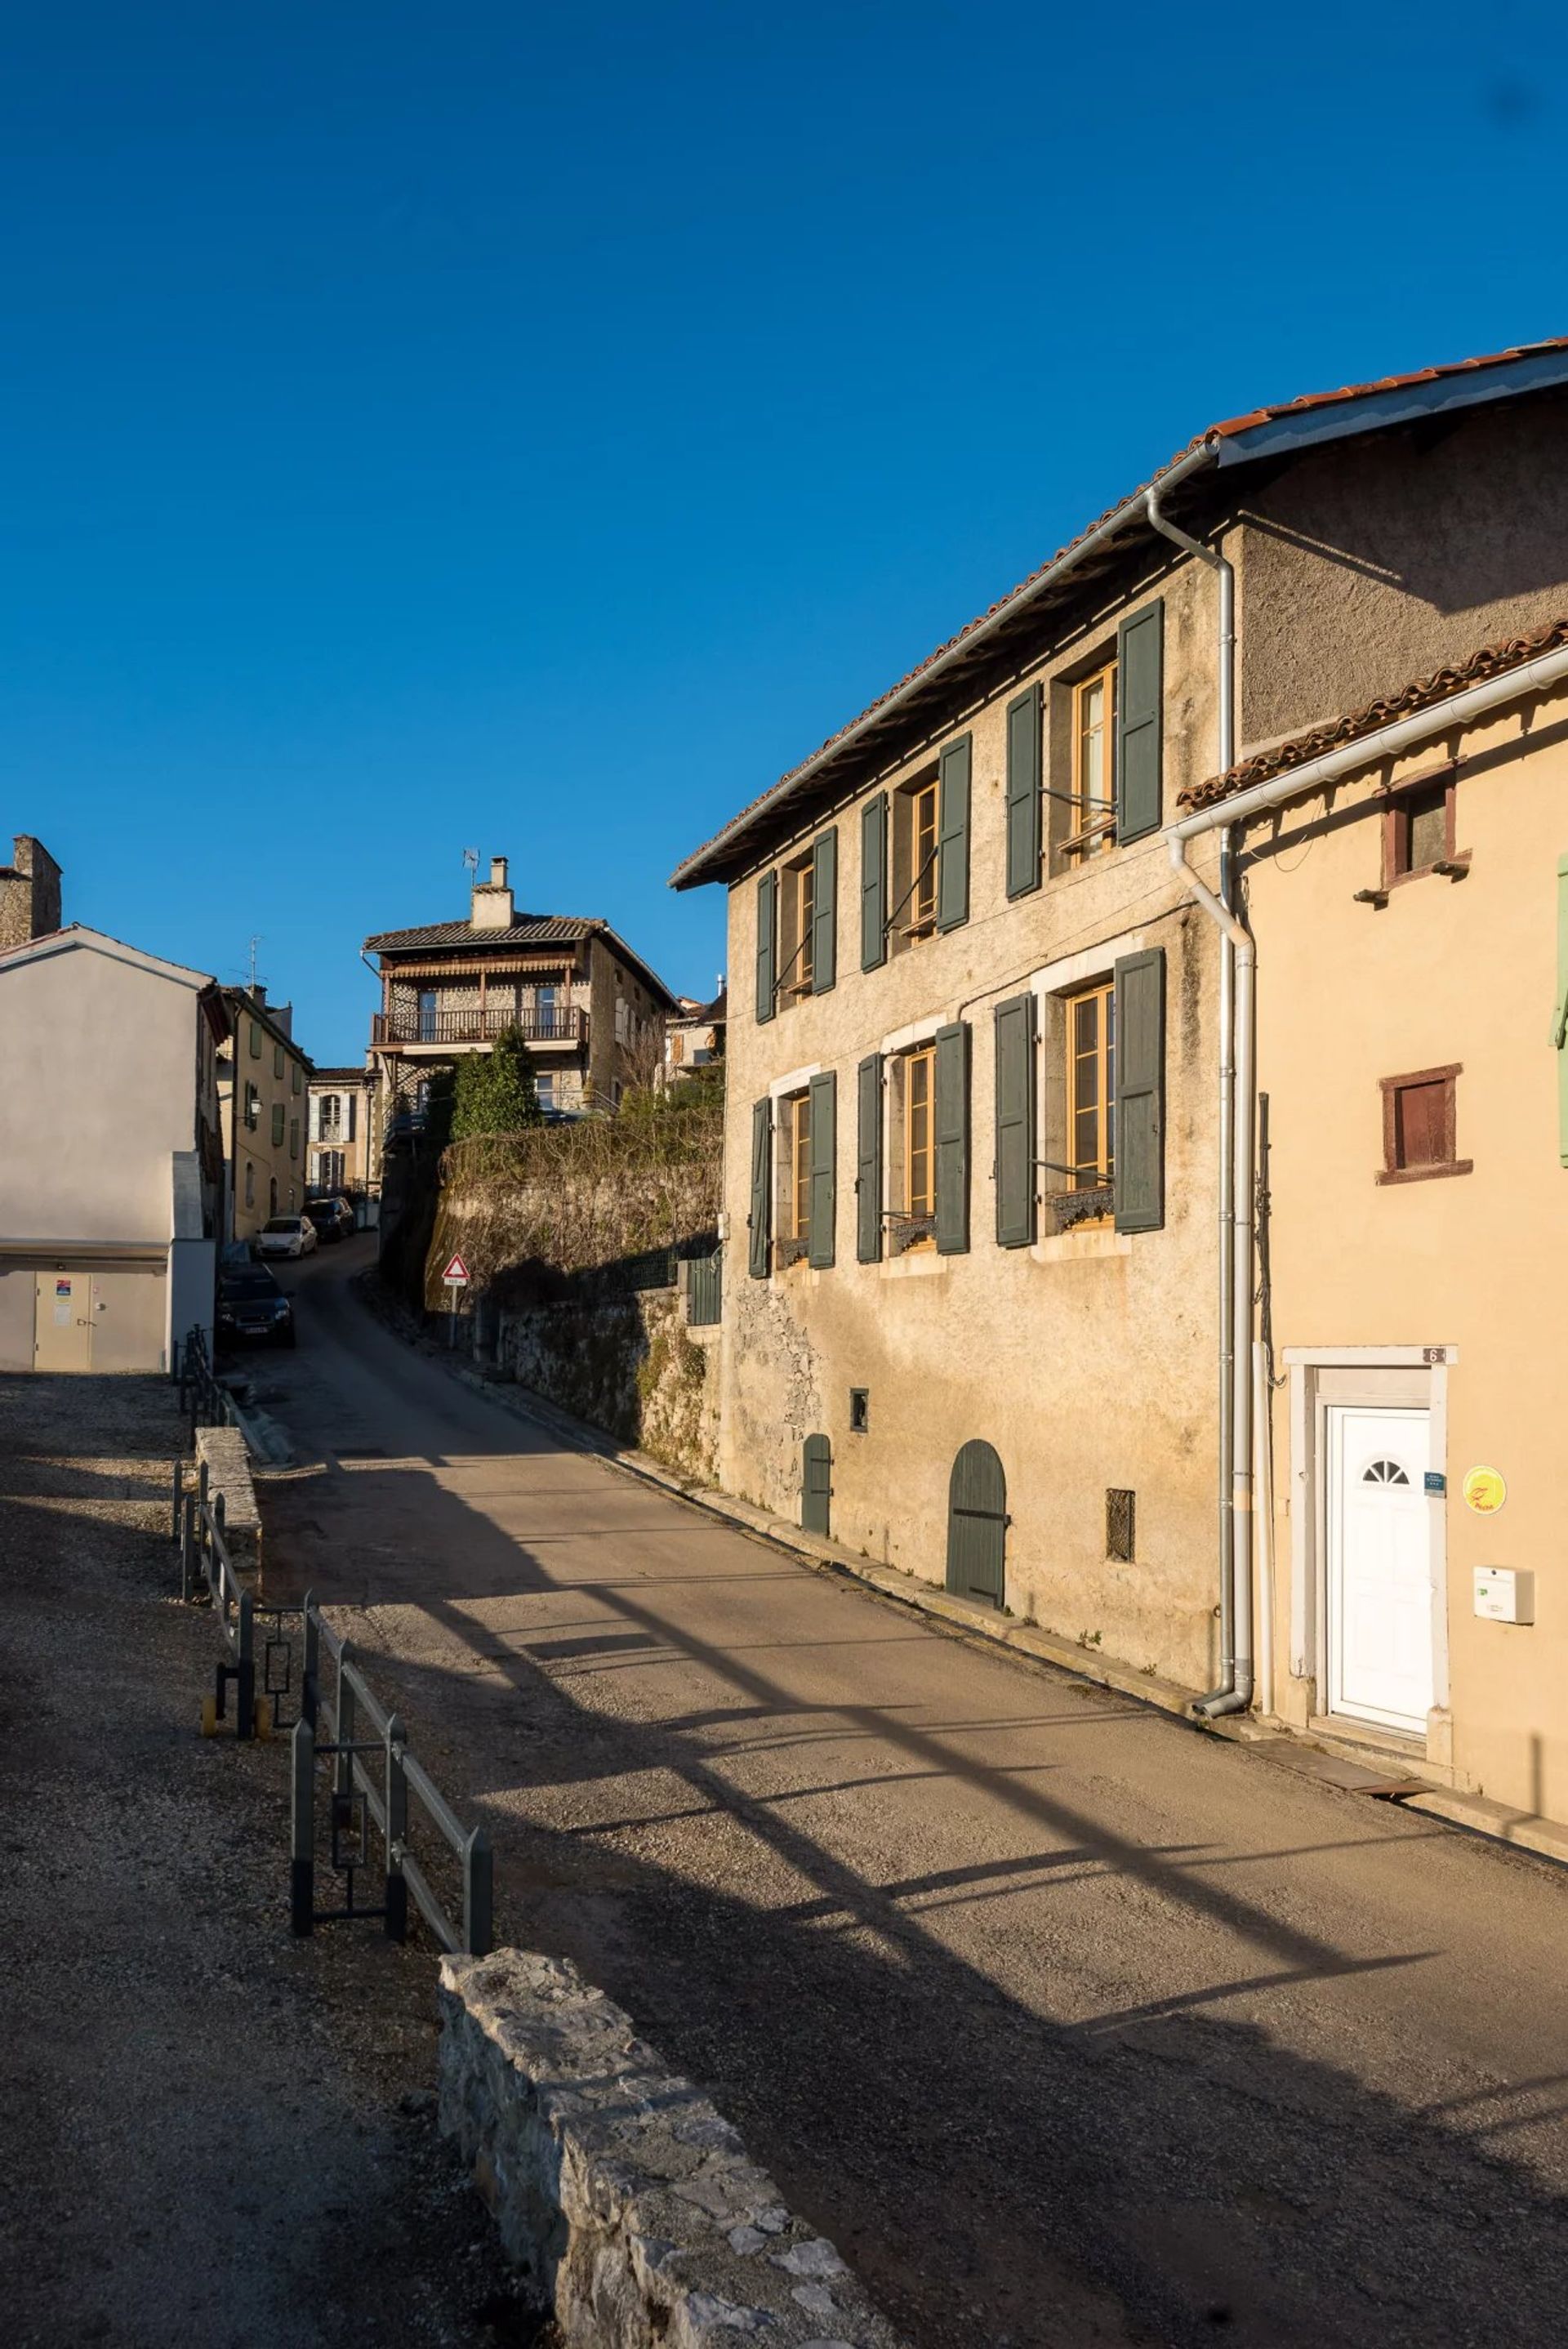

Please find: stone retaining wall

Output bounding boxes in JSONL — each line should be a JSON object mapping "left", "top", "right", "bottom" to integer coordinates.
{"left": 193, "top": 1426, "right": 261, "bottom": 1568}
{"left": 438, "top": 1948, "right": 906, "bottom": 2349}
{"left": 496, "top": 1286, "right": 719, "bottom": 1487}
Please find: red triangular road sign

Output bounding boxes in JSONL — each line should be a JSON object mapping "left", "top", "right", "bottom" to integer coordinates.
{"left": 442, "top": 1253, "right": 470, "bottom": 1283}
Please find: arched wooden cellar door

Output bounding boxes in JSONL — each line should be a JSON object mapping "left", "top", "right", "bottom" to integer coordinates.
{"left": 947, "top": 1440, "right": 1006, "bottom": 1609}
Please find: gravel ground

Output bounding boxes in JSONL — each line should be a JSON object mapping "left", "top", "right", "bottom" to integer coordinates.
{"left": 0, "top": 1370, "right": 535, "bottom": 2349}
{"left": 247, "top": 1246, "right": 1568, "bottom": 2349}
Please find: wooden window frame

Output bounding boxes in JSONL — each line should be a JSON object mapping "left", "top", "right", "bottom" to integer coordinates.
{"left": 1380, "top": 762, "right": 1466, "bottom": 890}
{"left": 775, "top": 1089, "right": 813, "bottom": 1259}
{"left": 890, "top": 777, "right": 940, "bottom": 946}
{"left": 1377, "top": 1062, "right": 1472, "bottom": 1184}
{"left": 893, "top": 1043, "right": 938, "bottom": 1247}
{"left": 778, "top": 854, "right": 816, "bottom": 1001}
{"left": 1064, "top": 661, "right": 1117, "bottom": 862}
{"left": 1066, "top": 979, "right": 1116, "bottom": 1191}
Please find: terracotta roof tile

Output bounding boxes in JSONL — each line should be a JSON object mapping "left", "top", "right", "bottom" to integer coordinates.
{"left": 1179, "top": 613, "right": 1568, "bottom": 812}
{"left": 672, "top": 337, "right": 1568, "bottom": 885}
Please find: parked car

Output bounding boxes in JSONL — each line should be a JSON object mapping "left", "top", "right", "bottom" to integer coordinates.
{"left": 256, "top": 1215, "right": 318, "bottom": 1259}
{"left": 216, "top": 1267, "right": 296, "bottom": 1348}
{"left": 304, "top": 1196, "right": 355, "bottom": 1242}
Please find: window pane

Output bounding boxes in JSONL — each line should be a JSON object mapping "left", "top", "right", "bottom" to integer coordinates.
{"left": 1407, "top": 787, "right": 1447, "bottom": 871}
{"left": 1073, "top": 995, "right": 1098, "bottom": 1055}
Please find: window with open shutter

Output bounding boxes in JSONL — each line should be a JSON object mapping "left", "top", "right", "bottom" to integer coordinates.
{"left": 1005, "top": 685, "right": 1042, "bottom": 899}
{"left": 812, "top": 829, "right": 837, "bottom": 996}
{"left": 1113, "top": 949, "right": 1165, "bottom": 1231}
{"left": 748, "top": 1098, "right": 772, "bottom": 1277}
{"left": 808, "top": 1070, "right": 836, "bottom": 1267}
{"left": 862, "top": 793, "right": 888, "bottom": 970}
{"left": 1116, "top": 601, "right": 1164, "bottom": 842}
{"left": 934, "top": 1020, "right": 970, "bottom": 1254}
{"left": 857, "top": 1052, "right": 884, "bottom": 1261}
{"left": 937, "top": 735, "right": 971, "bottom": 932}
{"left": 346, "top": 1093, "right": 357, "bottom": 1142}
{"left": 755, "top": 870, "right": 777, "bottom": 1025}
{"left": 994, "top": 993, "right": 1037, "bottom": 1247}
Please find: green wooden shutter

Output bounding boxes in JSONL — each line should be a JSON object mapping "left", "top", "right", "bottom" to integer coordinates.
{"left": 861, "top": 794, "right": 888, "bottom": 970}
{"left": 812, "top": 828, "right": 837, "bottom": 996}
{"left": 1116, "top": 600, "right": 1165, "bottom": 843}
{"left": 748, "top": 1097, "right": 772, "bottom": 1277}
{"left": 934, "top": 1020, "right": 970, "bottom": 1254}
{"left": 1557, "top": 856, "right": 1568, "bottom": 1164}
{"left": 937, "top": 735, "right": 971, "bottom": 931}
{"left": 1004, "top": 684, "right": 1042, "bottom": 899}
{"left": 802, "top": 1433, "right": 832, "bottom": 1536}
{"left": 755, "top": 870, "right": 777, "bottom": 1024}
{"left": 857, "top": 1052, "right": 884, "bottom": 1261}
{"left": 993, "top": 992, "right": 1037, "bottom": 1248}
{"left": 1114, "top": 949, "right": 1165, "bottom": 1232}
{"left": 808, "top": 1070, "right": 836, "bottom": 1268}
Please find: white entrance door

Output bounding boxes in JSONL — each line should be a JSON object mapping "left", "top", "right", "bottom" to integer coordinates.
{"left": 34, "top": 1270, "right": 93, "bottom": 1372}
{"left": 1326, "top": 1404, "right": 1434, "bottom": 1735}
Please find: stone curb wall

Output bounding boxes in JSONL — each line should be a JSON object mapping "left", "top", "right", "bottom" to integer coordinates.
{"left": 438, "top": 1948, "right": 907, "bottom": 2349}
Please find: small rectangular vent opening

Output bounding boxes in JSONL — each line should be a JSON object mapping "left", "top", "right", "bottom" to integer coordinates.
{"left": 849, "top": 1388, "right": 870, "bottom": 1434}
{"left": 1107, "top": 1487, "right": 1135, "bottom": 1562}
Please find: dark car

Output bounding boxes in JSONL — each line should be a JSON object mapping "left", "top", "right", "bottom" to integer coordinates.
{"left": 304, "top": 1196, "right": 354, "bottom": 1243}
{"left": 216, "top": 1267, "right": 296, "bottom": 1348}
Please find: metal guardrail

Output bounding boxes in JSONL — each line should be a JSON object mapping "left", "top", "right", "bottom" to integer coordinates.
{"left": 170, "top": 1455, "right": 492, "bottom": 1955}
{"left": 292, "top": 1612, "right": 492, "bottom": 1957}
{"left": 174, "top": 1324, "right": 238, "bottom": 1432}
{"left": 173, "top": 1454, "right": 268, "bottom": 1737}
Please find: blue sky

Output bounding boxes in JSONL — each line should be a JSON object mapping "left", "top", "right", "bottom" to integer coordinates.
{"left": 5, "top": 1, "right": 1565, "bottom": 1060}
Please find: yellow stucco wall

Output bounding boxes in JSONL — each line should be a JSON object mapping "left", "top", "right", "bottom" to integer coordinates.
{"left": 1245, "top": 682, "right": 1568, "bottom": 1822}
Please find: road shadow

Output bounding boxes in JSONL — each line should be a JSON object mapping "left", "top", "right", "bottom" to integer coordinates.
{"left": 261, "top": 1451, "right": 1568, "bottom": 2349}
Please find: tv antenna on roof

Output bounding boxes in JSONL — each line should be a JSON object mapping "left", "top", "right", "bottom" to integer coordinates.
{"left": 461, "top": 848, "right": 479, "bottom": 880}
{"left": 247, "top": 935, "right": 262, "bottom": 991}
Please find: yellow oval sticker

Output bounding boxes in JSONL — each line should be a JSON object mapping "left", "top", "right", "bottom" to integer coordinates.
{"left": 1462, "top": 1465, "right": 1507, "bottom": 1515}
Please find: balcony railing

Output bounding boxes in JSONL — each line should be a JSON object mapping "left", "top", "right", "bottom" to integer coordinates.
{"left": 372, "top": 1007, "right": 586, "bottom": 1048}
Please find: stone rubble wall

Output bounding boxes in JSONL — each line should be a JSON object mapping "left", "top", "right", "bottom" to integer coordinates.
{"left": 438, "top": 1948, "right": 906, "bottom": 2349}
{"left": 496, "top": 1286, "right": 719, "bottom": 1487}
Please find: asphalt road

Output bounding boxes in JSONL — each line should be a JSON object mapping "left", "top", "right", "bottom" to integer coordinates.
{"left": 250, "top": 1240, "right": 1568, "bottom": 2349}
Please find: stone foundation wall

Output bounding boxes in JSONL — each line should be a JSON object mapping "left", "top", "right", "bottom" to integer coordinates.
{"left": 438, "top": 1948, "right": 906, "bottom": 2349}
{"left": 497, "top": 1286, "right": 718, "bottom": 1485}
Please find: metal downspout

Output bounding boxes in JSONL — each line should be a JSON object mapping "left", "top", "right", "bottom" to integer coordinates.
{"left": 1145, "top": 489, "right": 1251, "bottom": 1715}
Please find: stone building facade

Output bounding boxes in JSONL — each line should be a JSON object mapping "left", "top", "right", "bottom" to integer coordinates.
{"left": 673, "top": 339, "right": 1568, "bottom": 1701}
{"left": 365, "top": 854, "right": 681, "bottom": 1137}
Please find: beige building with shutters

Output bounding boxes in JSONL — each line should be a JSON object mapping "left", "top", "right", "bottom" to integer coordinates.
{"left": 307, "top": 1067, "right": 375, "bottom": 1201}
{"left": 672, "top": 338, "right": 1568, "bottom": 1707}
{"left": 217, "top": 984, "right": 314, "bottom": 1241}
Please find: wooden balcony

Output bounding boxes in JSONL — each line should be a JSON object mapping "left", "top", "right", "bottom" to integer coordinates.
{"left": 372, "top": 1006, "right": 587, "bottom": 1049}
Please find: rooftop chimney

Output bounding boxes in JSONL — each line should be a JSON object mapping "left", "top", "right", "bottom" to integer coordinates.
{"left": 470, "top": 853, "right": 515, "bottom": 931}
{"left": 0, "top": 835, "right": 63, "bottom": 948}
